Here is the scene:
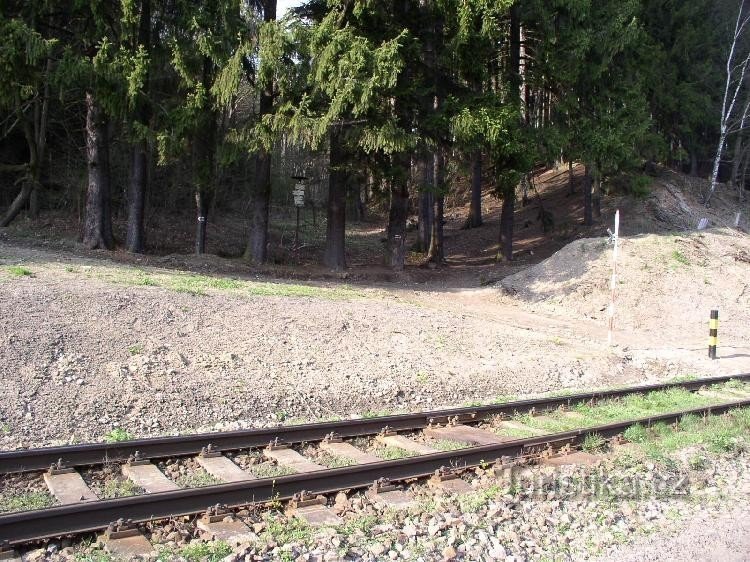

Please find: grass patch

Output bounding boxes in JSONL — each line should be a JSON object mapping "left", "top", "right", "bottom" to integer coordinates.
{"left": 671, "top": 250, "right": 690, "bottom": 266}
{"left": 509, "top": 384, "right": 750, "bottom": 437}
{"left": 92, "top": 265, "right": 364, "bottom": 300}
{"left": 101, "top": 478, "right": 143, "bottom": 499}
{"left": 157, "top": 541, "right": 232, "bottom": 562}
{"left": 339, "top": 514, "right": 378, "bottom": 535}
{"left": 458, "top": 485, "right": 502, "bottom": 513}
{"left": 432, "top": 439, "right": 467, "bottom": 452}
{"left": 174, "top": 470, "right": 222, "bottom": 488}
{"left": 251, "top": 463, "right": 295, "bottom": 479}
{"left": 261, "top": 514, "right": 315, "bottom": 547}
{"left": 622, "top": 408, "right": 750, "bottom": 461}
{"left": 374, "top": 446, "right": 418, "bottom": 460}
{"left": 0, "top": 491, "right": 55, "bottom": 513}
{"left": 7, "top": 265, "right": 32, "bottom": 276}
{"left": 104, "top": 428, "right": 133, "bottom": 443}
{"left": 127, "top": 344, "right": 144, "bottom": 356}
{"left": 361, "top": 409, "right": 393, "bottom": 418}
{"left": 582, "top": 433, "right": 607, "bottom": 452}
{"left": 317, "top": 452, "right": 356, "bottom": 468}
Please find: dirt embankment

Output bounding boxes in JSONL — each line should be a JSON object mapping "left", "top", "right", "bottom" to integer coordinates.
{"left": 500, "top": 229, "right": 750, "bottom": 347}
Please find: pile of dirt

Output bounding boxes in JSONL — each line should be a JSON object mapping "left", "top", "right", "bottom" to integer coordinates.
{"left": 500, "top": 229, "right": 750, "bottom": 346}
{"left": 610, "top": 169, "right": 750, "bottom": 236}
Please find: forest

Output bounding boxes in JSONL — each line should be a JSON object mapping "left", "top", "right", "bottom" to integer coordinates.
{"left": 0, "top": 0, "right": 747, "bottom": 271}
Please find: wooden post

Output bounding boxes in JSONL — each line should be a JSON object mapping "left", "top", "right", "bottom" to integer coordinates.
{"left": 608, "top": 210, "right": 620, "bottom": 346}
{"left": 294, "top": 207, "right": 300, "bottom": 247}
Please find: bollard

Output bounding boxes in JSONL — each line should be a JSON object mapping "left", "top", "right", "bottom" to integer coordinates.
{"left": 708, "top": 310, "right": 719, "bottom": 360}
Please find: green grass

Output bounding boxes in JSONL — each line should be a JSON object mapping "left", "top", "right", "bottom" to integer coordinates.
{"left": 374, "top": 446, "right": 418, "bottom": 460}
{"left": 103, "top": 428, "right": 133, "bottom": 443}
{"left": 671, "top": 250, "right": 690, "bottom": 266}
{"left": 251, "top": 463, "right": 295, "bottom": 479}
{"left": 174, "top": 470, "right": 223, "bottom": 488}
{"left": 0, "top": 491, "right": 55, "bottom": 513}
{"left": 622, "top": 408, "right": 750, "bottom": 461}
{"left": 317, "top": 452, "right": 356, "bottom": 468}
{"left": 88, "top": 266, "right": 364, "bottom": 300}
{"left": 515, "top": 386, "right": 740, "bottom": 435}
{"left": 156, "top": 541, "right": 232, "bottom": 562}
{"left": 457, "top": 485, "right": 502, "bottom": 513}
{"left": 432, "top": 439, "right": 467, "bottom": 451}
{"left": 127, "top": 343, "right": 144, "bottom": 356}
{"left": 261, "top": 514, "right": 315, "bottom": 547}
{"left": 582, "top": 433, "right": 607, "bottom": 452}
{"left": 6, "top": 265, "right": 32, "bottom": 276}
{"left": 101, "top": 478, "right": 143, "bottom": 499}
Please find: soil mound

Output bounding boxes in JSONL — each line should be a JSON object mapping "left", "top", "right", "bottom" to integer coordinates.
{"left": 500, "top": 229, "right": 750, "bottom": 344}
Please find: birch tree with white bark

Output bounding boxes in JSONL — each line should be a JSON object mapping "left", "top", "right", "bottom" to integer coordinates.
{"left": 708, "top": 0, "right": 750, "bottom": 204}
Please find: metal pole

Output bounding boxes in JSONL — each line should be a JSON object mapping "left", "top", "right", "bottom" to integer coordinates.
{"left": 709, "top": 310, "right": 719, "bottom": 359}
{"left": 608, "top": 210, "right": 620, "bottom": 345}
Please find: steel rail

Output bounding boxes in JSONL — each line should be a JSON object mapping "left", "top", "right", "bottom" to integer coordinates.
{"left": 1, "top": 373, "right": 748, "bottom": 474}
{"left": 1, "top": 398, "right": 749, "bottom": 545}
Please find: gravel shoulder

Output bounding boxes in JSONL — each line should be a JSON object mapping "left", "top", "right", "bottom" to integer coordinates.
{"left": 601, "top": 503, "right": 750, "bottom": 562}
{"left": 0, "top": 241, "right": 637, "bottom": 449}
{"left": 0, "top": 239, "right": 744, "bottom": 449}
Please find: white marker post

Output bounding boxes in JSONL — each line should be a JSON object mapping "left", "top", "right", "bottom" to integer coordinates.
{"left": 608, "top": 210, "right": 620, "bottom": 346}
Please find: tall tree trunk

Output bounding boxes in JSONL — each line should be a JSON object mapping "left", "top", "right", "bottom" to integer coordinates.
{"left": 246, "top": 150, "right": 271, "bottom": 262}
{"left": 730, "top": 133, "right": 744, "bottom": 193}
{"left": 592, "top": 163, "right": 601, "bottom": 219}
{"left": 499, "top": 187, "right": 514, "bottom": 261}
{"left": 193, "top": 59, "right": 216, "bottom": 255}
{"left": 1, "top": 119, "right": 36, "bottom": 227}
{"left": 690, "top": 151, "right": 698, "bottom": 176}
{"left": 195, "top": 190, "right": 208, "bottom": 254}
{"left": 1, "top": 182, "right": 34, "bottom": 228}
{"left": 82, "top": 91, "right": 114, "bottom": 250}
{"left": 2, "top": 63, "right": 50, "bottom": 226}
{"left": 324, "top": 128, "right": 346, "bottom": 270}
{"left": 127, "top": 141, "right": 148, "bottom": 253}
{"left": 740, "top": 143, "right": 750, "bottom": 202}
{"left": 245, "top": 0, "right": 277, "bottom": 263}
{"left": 387, "top": 165, "right": 409, "bottom": 271}
{"left": 496, "top": 3, "right": 521, "bottom": 262}
{"left": 428, "top": 149, "right": 445, "bottom": 265}
{"left": 126, "top": 0, "right": 151, "bottom": 253}
{"left": 583, "top": 165, "right": 593, "bottom": 226}
{"left": 418, "top": 152, "right": 434, "bottom": 251}
{"left": 466, "top": 150, "right": 482, "bottom": 228}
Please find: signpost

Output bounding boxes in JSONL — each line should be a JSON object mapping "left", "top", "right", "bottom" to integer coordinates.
{"left": 292, "top": 176, "right": 307, "bottom": 247}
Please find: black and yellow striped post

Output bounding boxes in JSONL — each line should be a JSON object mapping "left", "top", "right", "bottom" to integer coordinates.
{"left": 708, "top": 310, "right": 719, "bottom": 360}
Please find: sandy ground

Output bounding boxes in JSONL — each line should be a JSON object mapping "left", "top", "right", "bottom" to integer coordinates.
{"left": 0, "top": 241, "right": 640, "bottom": 449}
{"left": 1, "top": 232, "right": 747, "bottom": 450}
{"left": 603, "top": 504, "right": 750, "bottom": 562}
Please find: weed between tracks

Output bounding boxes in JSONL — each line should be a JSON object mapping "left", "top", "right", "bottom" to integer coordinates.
{"left": 0, "top": 491, "right": 55, "bottom": 513}
{"left": 492, "top": 382, "right": 750, "bottom": 439}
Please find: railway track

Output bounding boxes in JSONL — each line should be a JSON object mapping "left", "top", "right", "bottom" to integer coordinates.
{"left": 1, "top": 374, "right": 749, "bottom": 557}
